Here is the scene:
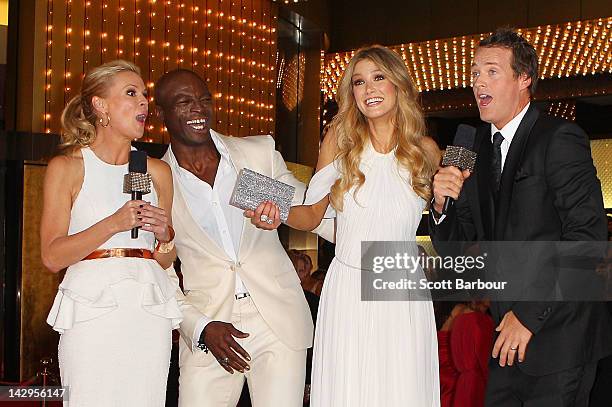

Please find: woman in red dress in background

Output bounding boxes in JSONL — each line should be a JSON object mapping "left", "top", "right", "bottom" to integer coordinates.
{"left": 436, "top": 301, "right": 494, "bottom": 407}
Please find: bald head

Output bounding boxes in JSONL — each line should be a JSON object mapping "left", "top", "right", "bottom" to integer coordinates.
{"left": 155, "top": 69, "right": 208, "bottom": 108}
{"left": 154, "top": 68, "right": 214, "bottom": 147}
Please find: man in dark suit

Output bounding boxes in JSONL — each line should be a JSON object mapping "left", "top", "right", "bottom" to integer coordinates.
{"left": 429, "top": 28, "right": 612, "bottom": 406}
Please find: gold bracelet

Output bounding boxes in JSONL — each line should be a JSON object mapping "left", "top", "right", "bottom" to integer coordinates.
{"left": 155, "top": 226, "right": 175, "bottom": 254}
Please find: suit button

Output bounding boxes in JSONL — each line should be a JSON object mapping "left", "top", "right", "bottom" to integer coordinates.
{"left": 538, "top": 307, "right": 553, "bottom": 320}
{"left": 230, "top": 265, "right": 235, "bottom": 271}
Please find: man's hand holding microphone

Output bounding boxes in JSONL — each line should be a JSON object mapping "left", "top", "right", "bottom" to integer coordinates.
{"left": 432, "top": 124, "right": 477, "bottom": 217}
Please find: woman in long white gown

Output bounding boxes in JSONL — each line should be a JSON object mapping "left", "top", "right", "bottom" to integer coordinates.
{"left": 248, "top": 45, "right": 441, "bottom": 406}
{"left": 41, "top": 60, "right": 182, "bottom": 406}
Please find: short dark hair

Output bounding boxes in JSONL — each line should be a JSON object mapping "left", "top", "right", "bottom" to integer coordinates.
{"left": 479, "top": 28, "right": 539, "bottom": 96}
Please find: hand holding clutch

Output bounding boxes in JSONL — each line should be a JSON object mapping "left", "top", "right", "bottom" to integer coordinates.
{"left": 229, "top": 168, "right": 295, "bottom": 223}
{"left": 244, "top": 200, "right": 282, "bottom": 230}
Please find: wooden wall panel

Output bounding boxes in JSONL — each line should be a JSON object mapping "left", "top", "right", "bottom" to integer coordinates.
{"left": 150, "top": 1, "right": 165, "bottom": 122}
{"left": 117, "top": 0, "right": 134, "bottom": 60}
{"left": 105, "top": 0, "right": 120, "bottom": 59}
{"left": 259, "top": 0, "right": 271, "bottom": 134}
{"left": 40, "top": 0, "right": 279, "bottom": 140}
{"left": 581, "top": 0, "right": 612, "bottom": 20}
{"left": 204, "top": 1, "right": 219, "bottom": 101}
{"left": 431, "top": 0, "right": 478, "bottom": 40}
{"left": 165, "top": 0, "right": 180, "bottom": 73}
{"left": 268, "top": 4, "right": 277, "bottom": 135}
{"left": 49, "top": 0, "right": 66, "bottom": 132}
{"left": 85, "top": 1, "right": 102, "bottom": 72}
{"left": 245, "top": 0, "right": 255, "bottom": 133}
{"left": 68, "top": 1, "right": 84, "bottom": 92}
{"left": 228, "top": 0, "right": 241, "bottom": 136}
{"left": 133, "top": 0, "right": 149, "bottom": 86}
{"left": 237, "top": 0, "right": 249, "bottom": 133}
{"left": 216, "top": 0, "right": 231, "bottom": 132}
{"left": 251, "top": 0, "right": 262, "bottom": 134}
{"left": 180, "top": 0, "right": 193, "bottom": 68}
{"left": 20, "top": 164, "right": 63, "bottom": 381}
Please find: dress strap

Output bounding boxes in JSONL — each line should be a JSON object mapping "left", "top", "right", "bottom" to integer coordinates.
{"left": 305, "top": 161, "right": 340, "bottom": 218}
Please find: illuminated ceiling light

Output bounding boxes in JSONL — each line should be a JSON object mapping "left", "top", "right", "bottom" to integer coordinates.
{"left": 321, "top": 17, "right": 612, "bottom": 102}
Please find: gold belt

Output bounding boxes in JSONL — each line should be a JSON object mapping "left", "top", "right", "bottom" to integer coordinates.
{"left": 83, "top": 248, "right": 154, "bottom": 261}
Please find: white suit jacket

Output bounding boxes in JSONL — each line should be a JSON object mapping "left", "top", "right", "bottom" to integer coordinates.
{"left": 163, "top": 133, "right": 314, "bottom": 351}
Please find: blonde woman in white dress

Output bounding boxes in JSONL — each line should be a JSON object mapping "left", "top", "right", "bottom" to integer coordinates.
{"left": 247, "top": 45, "right": 441, "bottom": 406}
{"left": 41, "top": 60, "right": 182, "bottom": 406}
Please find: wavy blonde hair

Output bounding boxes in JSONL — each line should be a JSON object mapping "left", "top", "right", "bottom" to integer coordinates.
{"left": 60, "top": 60, "right": 141, "bottom": 150}
{"left": 329, "top": 45, "right": 439, "bottom": 211}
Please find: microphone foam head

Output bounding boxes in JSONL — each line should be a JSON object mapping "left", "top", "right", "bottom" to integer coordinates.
{"left": 129, "top": 150, "right": 147, "bottom": 174}
{"left": 453, "top": 124, "right": 477, "bottom": 149}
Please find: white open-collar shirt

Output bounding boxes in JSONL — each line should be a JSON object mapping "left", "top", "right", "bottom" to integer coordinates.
{"left": 166, "top": 130, "right": 248, "bottom": 344}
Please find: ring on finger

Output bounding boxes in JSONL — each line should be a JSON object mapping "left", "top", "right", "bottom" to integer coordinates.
{"left": 218, "top": 357, "right": 229, "bottom": 365}
{"left": 260, "top": 214, "right": 269, "bottom": 222}
{"left": 266, "top": 218, "right": 274, "bottom": 224}
{"left": 509, "top": 346, "right": 518, "bottom": 351}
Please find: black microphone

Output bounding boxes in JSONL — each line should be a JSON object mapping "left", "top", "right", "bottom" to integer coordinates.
{"left": 441, "top": 124, "right": 477, "bottom": 215}
{"left": 123, "top": 150, "right": 151, "bottom": 238}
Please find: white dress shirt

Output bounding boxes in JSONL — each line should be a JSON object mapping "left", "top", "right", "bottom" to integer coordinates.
{"left": 165, "top": 130, "right": 249, "bottom": 346}
{"left": 433, "top": 102, "right": 531, "bottom": 224}
{"left": 491, "top": 102, "right": 530, "bottom": 170}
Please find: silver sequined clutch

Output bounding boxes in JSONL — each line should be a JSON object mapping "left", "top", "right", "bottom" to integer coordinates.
{"left": 229, "top": 168, "right": 295, "bottom": 223}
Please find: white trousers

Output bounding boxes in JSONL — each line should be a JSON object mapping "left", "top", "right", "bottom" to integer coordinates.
{"left": 178, "top": 296, "right": 307, "bottom": 407}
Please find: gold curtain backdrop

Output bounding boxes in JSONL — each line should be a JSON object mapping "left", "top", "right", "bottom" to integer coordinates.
{"left": 592, "top": 139, "right": 612, "bottom": 209}
{"left": 43, "top": 0, "right": 280, "bottom": 142}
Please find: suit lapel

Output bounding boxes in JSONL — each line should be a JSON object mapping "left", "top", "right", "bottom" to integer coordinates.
{"left": 162, "top": 147, "right": 231, "bottom": 261}
{"left": 214, "top": 131, "right": 248, "bottom": 173}
{"left": 216, "top": 134, "right": 256, "bottom": 258}
{"left": 494, "top": 105, "right": 539, "bottom": 240}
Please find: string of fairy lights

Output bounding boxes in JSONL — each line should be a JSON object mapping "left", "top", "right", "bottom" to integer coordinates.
{"left": 280, "top": 53, "right": 305, "bottom": 111}
{"left": 42, "top": 7, "right": 610, "bottom": 138}
{"left": 321, "top": 17, "right": 612, "bottom": 102}
{"left": 44, "top": 0, "right": 279, "bottom": 141}
{"left": 547, "top": 100, "right": 576, "bottom": 121}
{"left": 44, "top": 0, "right": 53, "bottom": 129}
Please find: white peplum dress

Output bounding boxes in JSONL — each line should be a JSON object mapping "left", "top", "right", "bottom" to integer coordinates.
{"left": 306, "top": 142, "right": 440, "bottom": 406}
{"left": 46, "top": 147, "right": 182, "bottom": 407}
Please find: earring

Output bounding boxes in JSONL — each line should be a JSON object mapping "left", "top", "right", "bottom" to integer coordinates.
{"left": 99, "top": 112, "right": 111, "bottom": 128}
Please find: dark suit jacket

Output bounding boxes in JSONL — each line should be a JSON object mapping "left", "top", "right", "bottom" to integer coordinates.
{"left": 429, "top": 105, "right": 612, "bottom": 376}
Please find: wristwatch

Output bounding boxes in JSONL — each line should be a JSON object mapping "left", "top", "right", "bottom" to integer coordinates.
{"left": 197, "top": 324, "right": 209, "bottom": 353}
{"left": 196, "top": 341, "right": 209, "bottom": 353}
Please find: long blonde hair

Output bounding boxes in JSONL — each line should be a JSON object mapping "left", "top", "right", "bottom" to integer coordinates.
{"left": 60, "top": 60, "right": 141, "bottom": 150}
{"left": 329, "top": 45, "right": 438, "bottom": 211}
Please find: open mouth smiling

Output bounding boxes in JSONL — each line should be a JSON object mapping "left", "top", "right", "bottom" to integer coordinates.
{"left": 365, "top": 97, "right": 384, "bottom": 106}
{"left": 186, "top": 118, "right": 208, "bottom": 130}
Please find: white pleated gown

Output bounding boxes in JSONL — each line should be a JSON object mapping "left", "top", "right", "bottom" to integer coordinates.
{"left": 307, "top": 143, "right": 440, "bottom": 407}
{"left": 46, "top": 147, "right": 182, "bottom": 406}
